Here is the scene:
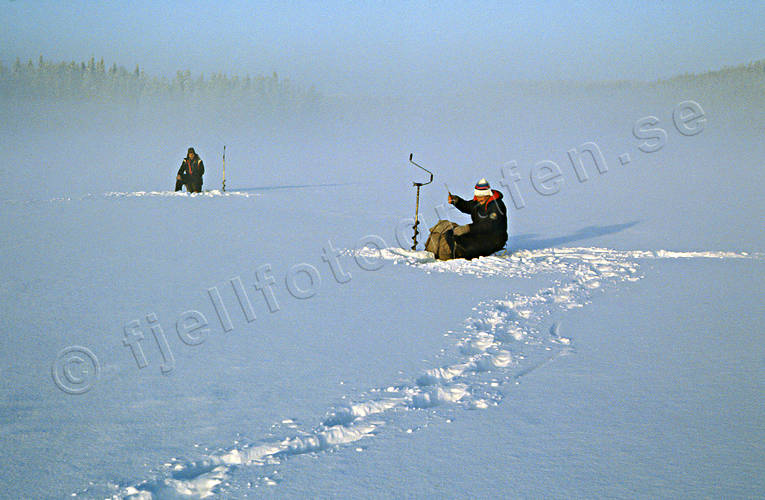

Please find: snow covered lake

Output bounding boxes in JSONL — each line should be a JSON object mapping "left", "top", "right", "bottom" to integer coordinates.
{"left": 1, "top": 71, "right": 763, "bottom": 498}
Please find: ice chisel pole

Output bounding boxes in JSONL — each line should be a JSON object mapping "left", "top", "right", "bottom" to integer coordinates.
{"left": 222, "top": 145, "right": 226, "bottom": 192}
{"left": 408, "top": 153, "right": 434, "bottom": 250}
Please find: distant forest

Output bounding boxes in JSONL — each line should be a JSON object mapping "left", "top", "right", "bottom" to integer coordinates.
{"left": 0, "top": 56, "right": 321, "bottom": 111}
{"left": 619, "top": 59, "right": 764, "bottom": 92}
{"left": 1, "top": 55, "right": 763, "bottom": 105}
{"left": 531, "top": 59, "right": 765, "bottom": 97}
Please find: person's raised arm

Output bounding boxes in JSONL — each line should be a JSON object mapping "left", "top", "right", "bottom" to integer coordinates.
{"left": 450, "top": 194, "right": 472, "bottom": 214}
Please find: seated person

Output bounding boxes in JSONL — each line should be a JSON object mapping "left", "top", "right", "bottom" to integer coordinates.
{"left": 445, "top": 178, "right": 508, "bottom": 259}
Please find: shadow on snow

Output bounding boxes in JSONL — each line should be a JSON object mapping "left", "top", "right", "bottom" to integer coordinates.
{"left": 235, "top": 182, "right": 359, "bottom": 192}
{"left": 507, "top": 221, "right": 640, "bottom": 251}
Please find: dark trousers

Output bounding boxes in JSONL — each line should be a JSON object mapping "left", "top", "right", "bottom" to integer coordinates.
{"left": 175, "top": 178, "right": 202, "bottom": 193}
{"left": 453, "top": 234, "right": 506, "bottom": 260}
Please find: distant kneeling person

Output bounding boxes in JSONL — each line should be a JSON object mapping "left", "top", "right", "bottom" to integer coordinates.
{"left": 175, "top": 147, "right": 205, "bottom": 193}
{"left": 426, "top": 178, "right": 508, "bottom": 260}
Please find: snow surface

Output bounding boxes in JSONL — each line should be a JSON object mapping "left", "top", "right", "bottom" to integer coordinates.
{"left": 1, "top": 80, "right": 764, "bottom": 498}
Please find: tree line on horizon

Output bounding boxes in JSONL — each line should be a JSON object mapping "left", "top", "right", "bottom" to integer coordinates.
{"left": 0, "top": 55, "right": 762, "bottom": 104}
{"left": 548, "top": 59, "right": 765, "bottom": 94}
{"left": 0, "top": 56, "right": 321, "bottom": 110}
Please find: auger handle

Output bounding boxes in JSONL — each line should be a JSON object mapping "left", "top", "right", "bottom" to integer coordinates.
{"left": 409, "top": 153, "right": 433, "bottom": 186}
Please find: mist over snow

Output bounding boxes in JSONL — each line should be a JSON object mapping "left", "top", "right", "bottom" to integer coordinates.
{"left": 2, "top": 58, "right": 763, "bottom": 250}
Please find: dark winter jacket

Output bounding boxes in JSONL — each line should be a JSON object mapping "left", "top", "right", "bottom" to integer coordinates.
{"left": 451, "top": 190, "right": 508, "bottom": 258}
{"left": 177, "top": 156, "right": 205, "bottom": 187}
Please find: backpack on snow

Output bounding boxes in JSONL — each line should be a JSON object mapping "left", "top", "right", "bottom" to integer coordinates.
{"left": 425, "top": 220, "right": 459, "bottom": 260}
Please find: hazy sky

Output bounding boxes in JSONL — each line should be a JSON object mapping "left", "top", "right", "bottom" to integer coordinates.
{"left": 2, "top": 0, "right": 763, "bottom": 94}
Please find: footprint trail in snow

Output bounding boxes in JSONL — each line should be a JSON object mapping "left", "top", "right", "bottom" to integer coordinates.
{"left": 89, "top": 246, "right": 759, "bottom": 499}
